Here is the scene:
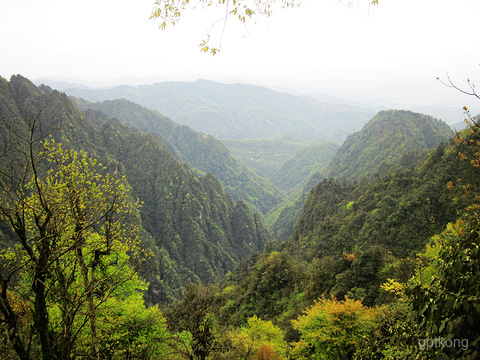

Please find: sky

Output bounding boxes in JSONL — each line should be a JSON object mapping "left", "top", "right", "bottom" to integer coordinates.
{"left": 2, "top": 0, "right": 480, "bottom": 120}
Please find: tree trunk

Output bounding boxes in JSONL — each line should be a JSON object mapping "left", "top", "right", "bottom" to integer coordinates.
{"left": 0, "top": 285, "right": 31, "bottom": 360}
{"left": 34, "top": 242, "right": 54, "bottom": 360}
{"left": 77, "top": 246, "right": 100, "bottom": 360}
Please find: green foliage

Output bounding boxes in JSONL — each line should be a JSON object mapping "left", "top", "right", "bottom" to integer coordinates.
{"left": 346, "top": 201, "right": 355, "bottom": 210}
{"left": 0, "top": 137, "right": 156, "bottom": 359}
{"left": 211, "top": 246, "right": 412, "bottom": 348}
{"left": 167, "top": 284, "right": 219, "bottom": 360}
{"left": 364, "top": 211, "right": 480, "bottom": 359}
{"left": 291, "top": 136, "right": 477, "bottom": 259}
{"left": 227, "top": 315, "right": 287, "bottom": 359}
{"left": 235, "top": 251, "right": 299, "bottom": 320}
{"left": 353, "top": 300, "right": 414, "bottom": 360}
{"left": 291, "top": 296, "right": 377, "bottom": 360}
{"left": 149, "top": 0, "right": 379, "bottom": 54}
{"left": 404, "top": 214, "right": 480, "bottom": 358}
{"left": 83, "top": 293, "right": 171, "bottom": 359}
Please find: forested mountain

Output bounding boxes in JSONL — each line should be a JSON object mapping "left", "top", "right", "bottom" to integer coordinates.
{"left": 63, "top": 79, "right": 374, "bottom": 142}
{"left": 267, "top": 109, "right": 454, "bottom": 240}
{"left": 271, "top": 142, "right": 339, "bottom": 196}
{"left": 323, "top": 109, "right": 454, "bottom": 180}
{"left": 0, "top": 75, "right": 269, "bottom": 304}
{"left": 72, "top": 98, "right": 282, "bottom": 215}
{"left": 291, "top": 140, "right": 473, "bottom": 258}
{"left": 3, "top": 74, "right": 480, "bottom": 359}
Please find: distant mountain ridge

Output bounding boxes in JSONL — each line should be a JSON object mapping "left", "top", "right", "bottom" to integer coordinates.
{"left": 63, "top": 79, "right": 375, "bottom": 142}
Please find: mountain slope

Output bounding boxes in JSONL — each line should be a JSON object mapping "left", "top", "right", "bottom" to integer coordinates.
{"left": 290, "top": 136, "right": 479, "bottom": 259}
{"left": 63, "top": 79, "right": 375, "bottom": 142}
{"left": 0, "top": 75, "right": 270, "bottom": 303}
{"left": 267, "top": 109, "right": 454, "bottom": 240}
{"left": 323, "top": 109, "right": 454, "bottom": 180}
{"left": 73, "top": 98, "right": 283, "bottom": 215}
{"left": 272, "top": 142, "right": 339, "bottom": 196}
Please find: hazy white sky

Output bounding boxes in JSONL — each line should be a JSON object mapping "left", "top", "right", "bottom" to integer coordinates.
{"left": 2, "top": 0, "right": 480, "bottom": 112}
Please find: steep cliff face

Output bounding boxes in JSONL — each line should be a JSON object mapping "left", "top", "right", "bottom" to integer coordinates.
{"left": 0, "top": 75, "right": 269, "bottom": 303}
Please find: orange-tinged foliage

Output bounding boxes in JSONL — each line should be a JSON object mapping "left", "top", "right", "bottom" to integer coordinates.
{"left": 455, "top": 109, "right": 480, "bottom": 168}
{"left": 1, "top": 289, "right": 30, "bottom": 326}
{"left": 342, "top": 252, "right": 357, "bottom": 262}
{"left": 256, "top": 344, "right": 282, "bottom": 360}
